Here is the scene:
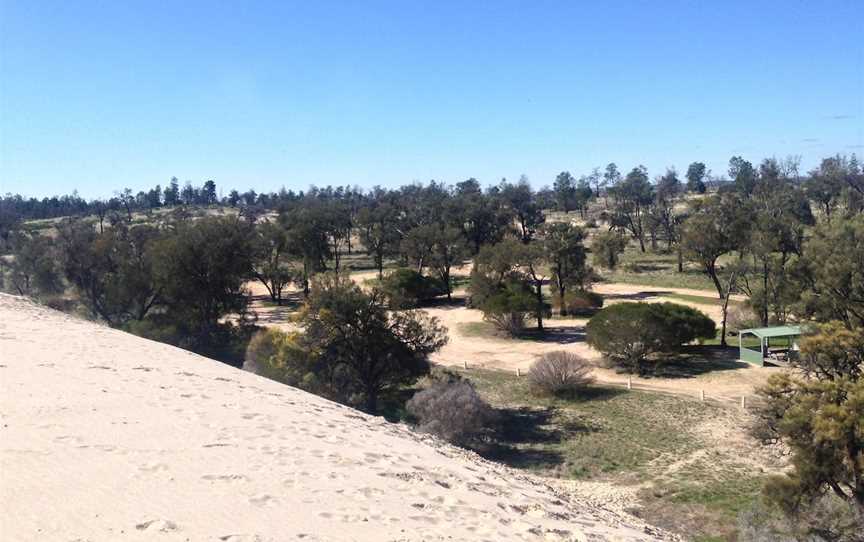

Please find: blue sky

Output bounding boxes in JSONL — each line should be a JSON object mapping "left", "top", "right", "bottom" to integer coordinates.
{"left": 1, "top": 1, "right": 862, "bottom": 199}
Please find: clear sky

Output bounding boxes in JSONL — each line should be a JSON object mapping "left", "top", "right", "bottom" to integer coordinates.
{"left": 1, "top": 1, "right": 862, "bottom": 199}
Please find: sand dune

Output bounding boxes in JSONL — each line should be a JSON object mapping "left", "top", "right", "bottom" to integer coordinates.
{"left": 0, "top": 294, "right": 671, "bottom": 541}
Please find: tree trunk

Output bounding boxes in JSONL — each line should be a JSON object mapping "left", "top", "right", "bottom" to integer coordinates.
{"left": 677, "top": 247, "right": 683, "bottom": 273}
{"left": 761, "top": 260, "right": 769, "bottom": 326}
{"left": 365, "top": 388, "right": 378, "bottom": 413}
{"left": 535, "top": 281, "right": 544, "bottom": 331}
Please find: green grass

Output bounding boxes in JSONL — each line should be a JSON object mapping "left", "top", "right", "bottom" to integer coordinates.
{"left": 466, "top": 369, "right": 709, "bottom": 478}
{"left": 457, "top": 368, "right": 767, "bottom": 540}
{"left": 600, "top": 245, "right": 722, "bottom": 292}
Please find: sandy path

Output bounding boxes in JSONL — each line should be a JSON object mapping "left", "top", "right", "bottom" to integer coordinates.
{"left": 0, "top": 294, "right": 672, "bottom": 541}
{"left": 248, "top": 271, "right": 780, "bottom": 402}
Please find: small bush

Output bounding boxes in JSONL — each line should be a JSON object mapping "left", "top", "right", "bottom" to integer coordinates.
{"left": 738, "top": 495, "right": 864, "bottom": 542}
{"left": 419, "top": 365, "right": 465, "bottom": 387}
{"left": 406, "top": 380, "right": 497, "bottom": 445}
{"left": 586, "top": 302, "right": 716, "bottom": 374}
{"left": 474, "top": 278, "right": 538, "bottom": 336}
{"left": 558, "top": 289, "right": 603, "bottom": 316}
{"left": 590, "top": 231, "right": 628, "bottom": 270}
{"left": 243, "top": 328, "right": 318, "bottom": 387}
{"left": 380, "top": 268, "right": 447, "bottom": 309}
{"left": 528, "top": 351, "right": 594, "bottom": 396}
{"left": 726, "top": 304, "right": 760, "bottom": 333}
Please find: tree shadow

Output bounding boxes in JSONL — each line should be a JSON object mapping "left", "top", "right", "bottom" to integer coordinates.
{"left": 422, "top": 296, "right": 468, "bottom": 310}
{"left": 515, "top": 326, "right": 587, "bottom": 344}
{"left": 599, "top": 290, "right": 675, "bottom": 301}
{"left": 622, "top": 263, "right": 667, "bottom": 273}
{"left": 475, "top": 406, "right": 591, "bottom": 470}
{"left": 652, "top": 346, "right": 751, "bottom": 379}
{"left": 250, "top": 292, "right": 304, "bottom": 325}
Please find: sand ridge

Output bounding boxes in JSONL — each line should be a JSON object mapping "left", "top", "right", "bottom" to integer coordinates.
{"left": 0, "top": 294, "right": 673, "bottom": 541}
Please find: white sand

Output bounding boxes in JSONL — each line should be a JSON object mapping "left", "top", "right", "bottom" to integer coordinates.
{"left": 0, "top": 294, "right": 672, "bottom": 541}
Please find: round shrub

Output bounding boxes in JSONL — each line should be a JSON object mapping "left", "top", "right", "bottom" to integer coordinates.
{"left": 558, "top": 289, "right": 603, "bottom": 316}
{"left": 380, "top": 268, "right": 447, "bottom": 309}
{"left": 528, "top": 351, "right": 594, "bottom": 396}
{"left": 586, "top": 302, "right": 716, "bottom": 374}
{"left": 243, "top": 328, "right": 317, "bottom": 387}
{"left": 406, "top": 380, "right": 497, "bottom": 446}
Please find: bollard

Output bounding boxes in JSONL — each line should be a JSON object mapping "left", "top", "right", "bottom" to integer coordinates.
{"left": 516, "top": 368, "right": 521, "bottom": 377}
{"left": 627, "top": 375, "right": 632, "bottom": 390}
{"left": 463, "top": 360, "right": 468, "bottom": 370}
{"left": 700, "top": 389, "right": 705, "bottom": 401}
{"left": 741, "top": 396, "right": 747, "bottom": 409}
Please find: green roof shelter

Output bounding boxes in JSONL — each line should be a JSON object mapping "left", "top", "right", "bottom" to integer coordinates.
{"left": 738, "top": 325, "right": 802, "bottom": 366}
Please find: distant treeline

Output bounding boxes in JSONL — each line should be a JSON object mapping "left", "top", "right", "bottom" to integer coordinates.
{"left": 3, "top": 153, "right": 859, "bottom": 222}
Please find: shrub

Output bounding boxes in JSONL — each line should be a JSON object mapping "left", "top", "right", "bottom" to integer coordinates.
{"left": 471, "top": 275, "right": 539, "bottom": 336}
{"left": 419, "top": 365, "right": 465, "bottom": 387}
{"left": 586, "top": 302, "right": 716, "bottom": 374}
{"left": 528, "top": 351, "right": 594, "bottom": 396}
{"left": 380, "top": 268, "right": 447, "bottom": 309}
{"left": 243, "top": 328, "right": 318, "bottom": 388}
{"left": 406, "top": 380, "right": 497, "bottom": 445}
{"left": 557, "top": 289, "right": 603, "bottom": 316}
{"left": 738, "top": 495, "right": 863, "bottom": 542}
{"left": 590, "top": 231, "right": 628, "bottom": 270}
{"left": 726, "top": 304, "right": 760, "bottom": 333}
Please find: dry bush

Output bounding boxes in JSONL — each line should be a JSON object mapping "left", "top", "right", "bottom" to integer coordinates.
{"left": 726, "top": 304, "right": 760, "bottom": 333}
{"left": 528, "top": 351, "right": 594, "bottom": 396}
{"left": 738, "top": 495, "right": 863, "bottom": 542}
{"left": 406, "top": 380, "right": 496, "bottom": 445}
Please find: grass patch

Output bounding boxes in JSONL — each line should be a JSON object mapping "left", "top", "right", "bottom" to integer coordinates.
{"left": 454, "top": 368, "right": 766, "bottom": 540}
{"left": 464, "top": 369, "right": 710, "bottom": 479}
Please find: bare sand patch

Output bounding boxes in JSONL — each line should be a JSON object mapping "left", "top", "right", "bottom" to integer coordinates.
{"left": 0, "top": 294, "right": 672, "bottom": 541}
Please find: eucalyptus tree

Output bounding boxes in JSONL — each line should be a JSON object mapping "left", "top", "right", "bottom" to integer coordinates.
{"left": 608, "top": 165, "right": 654, "bottom": 252}
{"left": 685, "top": 162, "right": 707, "bottom": 194}
{"left": 498, "top": 176, "right": 544, "bottom": 243}
{"left": 542, "top": 222, "right": 589, "bottom": 316}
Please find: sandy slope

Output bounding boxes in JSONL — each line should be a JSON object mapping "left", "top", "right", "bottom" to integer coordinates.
{"left": 0, "top": 294, "right": 671, "bottom": 542}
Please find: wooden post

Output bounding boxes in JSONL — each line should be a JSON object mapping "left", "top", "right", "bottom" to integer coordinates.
{"left": 463, "top": 360, "right": 468, "bottom": 370}
{"left": 627, "top": 375, "right": 632, "bottom": 390}
{"left": 516, "top": 368, "right": 521, "bottom": 377}
{"left": 700, "top": 389, "right": 705, "bottom": 402}
{"left": 741, "top": 396, "right": 746, "bottom": 409}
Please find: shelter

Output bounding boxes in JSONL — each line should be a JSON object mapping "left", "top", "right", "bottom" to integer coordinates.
{"left": 738, "top": 325, "right": 802, "bottom": 366}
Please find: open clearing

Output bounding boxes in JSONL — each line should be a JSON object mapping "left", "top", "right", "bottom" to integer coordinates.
{"left": 249, "top": 265, "right": 781, "bottom": 404}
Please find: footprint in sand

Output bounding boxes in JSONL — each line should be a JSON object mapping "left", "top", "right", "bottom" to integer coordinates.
{"left": 135, "top": 519, "right": 178, "bottom": 532}
{"left": 202, "top": 474, "right": 249, "bottom": 482}
{"left": 249, "top": 494, "right": 277, "bottom": 507}
{"left": 138, "top": 462, "right": 169, "bottom": 473}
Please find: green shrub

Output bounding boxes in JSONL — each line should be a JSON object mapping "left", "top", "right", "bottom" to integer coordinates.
{"left": 475, "top": 278, "right": 539, "bottom": 336}
{"left": 586, "top": 302, "right": 716, "bottom": 374}
{"left": 380, "top": 268, "right": 447, "bottom": 309}
{"left": 557, "top": 289, "right": 603, "bottom": 316}
{"left": 243, "top": 328, "right": 318, "bottom": 388}
{"left": 591, "top": 231, "right": 628, "bottom": 270}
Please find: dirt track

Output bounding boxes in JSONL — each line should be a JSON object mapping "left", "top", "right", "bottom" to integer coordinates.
{"left": 248, "top": 269, "right": 784, "bottom": 404}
